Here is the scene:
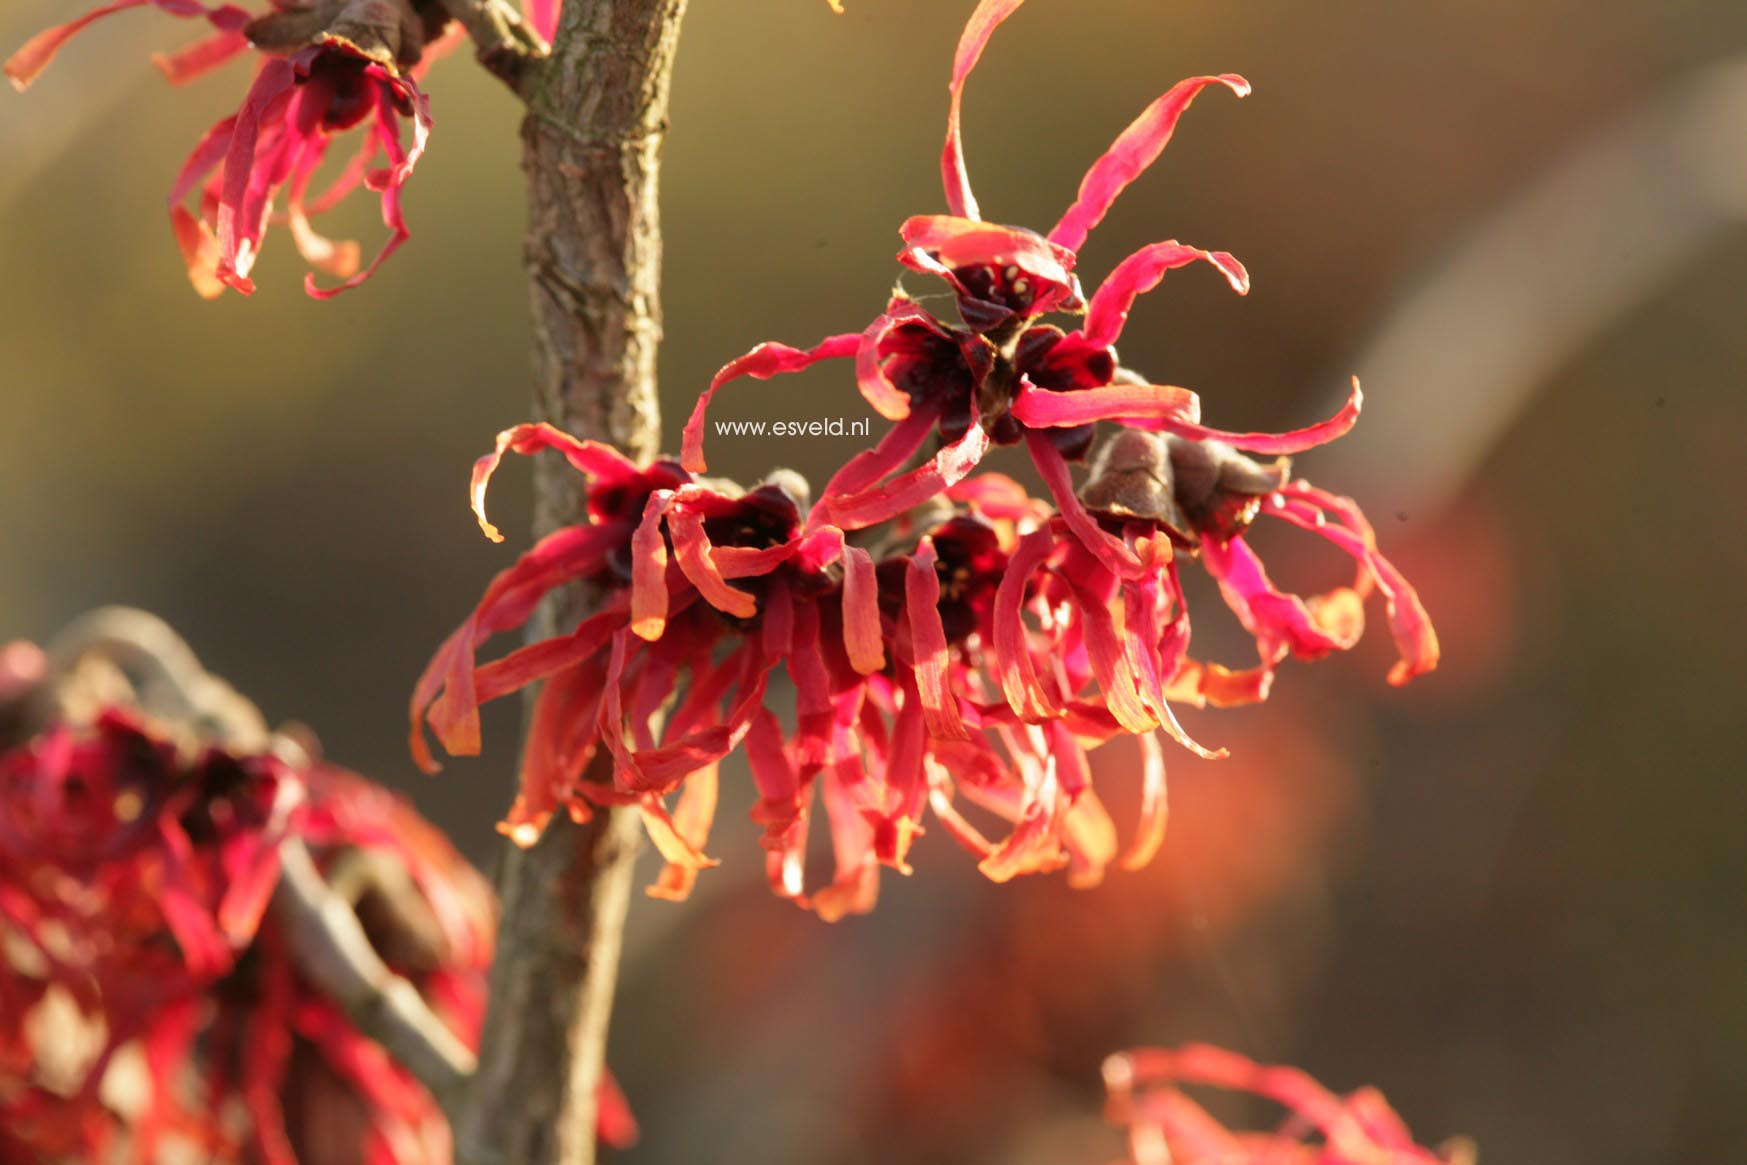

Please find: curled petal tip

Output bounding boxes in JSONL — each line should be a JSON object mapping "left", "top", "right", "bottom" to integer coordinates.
{"left": 472, "top": 489, "right": 507, "bottom": 542}
{"left": 1212, "top": 250, "right": 1250, "bottom": 294}
{"left": 1221, "top": 73, "right": 1253, "bottom": 97}
{"left": 1387, "top": 661, "right": 1433, "bottom": 687}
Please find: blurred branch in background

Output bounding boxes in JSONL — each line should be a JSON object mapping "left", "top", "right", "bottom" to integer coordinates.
{"left": 1334, "top": 57, "right": 1747, "bottom": 514}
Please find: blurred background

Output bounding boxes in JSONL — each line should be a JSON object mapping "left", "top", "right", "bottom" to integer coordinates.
{"left": 2, "top": 0, "right": 1743, "bottom": 1162}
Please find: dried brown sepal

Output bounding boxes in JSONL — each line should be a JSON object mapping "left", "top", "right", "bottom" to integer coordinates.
{"left": 247, "top": 0, "right": 432, "bottom": 70}
{"left": 1167, "top": 435, "right": 1289, "bottom": 542}
{"left": 1080, "top": 429, "right": 1192, "bottom": 536}
{"left": 1081, "top": 428, "right": 1291, "bottom": 546}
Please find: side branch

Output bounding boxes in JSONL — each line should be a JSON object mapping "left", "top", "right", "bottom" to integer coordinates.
{"left": 445, "top": 0, "right": 550, "bottom": 96}
{"left": 273, "top": 838, "right": 478, "bottom": 1109}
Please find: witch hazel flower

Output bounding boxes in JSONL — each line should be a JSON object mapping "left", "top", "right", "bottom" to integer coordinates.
{"left": 1103, "top": 1044, "right": 1473, "bottom": 1165}
{"left": 5, "top": 0, "right": 476, "bottom": 297}
{"left": 682, "top": 0, "right": 1362, "bottom": 582}
{"left": 412, "top": 430, "right": 1184, "bottom": 918}
{"left": 0, "top": 707, "right": 306, "bottom": 1158}
{"left": 412, "top": 424, "right": 884, "bottom": 907}
{"left": 0, "top": 657, "right": 634, "bottom": 1162}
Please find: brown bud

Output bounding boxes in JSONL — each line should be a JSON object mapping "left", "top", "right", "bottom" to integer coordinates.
{"left": 1080, "top": 429, "right": 1193, "bottom": 539}
{"left": 247, "top": 0, "right": 429, "bottom": 70}
{"left": 1166, "top": 435, "right": 1290, "bottom": 541}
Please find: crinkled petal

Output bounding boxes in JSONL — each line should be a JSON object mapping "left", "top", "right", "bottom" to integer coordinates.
{"left": 898, "top": 214, "right": 1075, "bottom": 293}
{"left": 1049, "top": 73, "right": 1251, "bottom": 252}
{"left": 667, "top": 507, "right": 758, "bottom": 618}
{"left": 503, "top": 660, "right": 604, "bottom": 844}
{"left": 304, "top": 70, "right": 430, "bottom": 298}
{"left": 628, "top": 665, "right": 769, "bottom": 794}
{"left": 1011, "top": 380, "right": 1199, "bottom": 430}
{"left": 1164, "top": 657, "right": 1274, "bottom": 708}
{"left": 523, "top": 0, "right": 559, "bottom": 43}
{"left": 814, "top": 406, "right": 937, "bottom": 526}
{"left": 855, "top": 300, "right": 939, "bottom": 421}
{"left": 681, "top": 333, "right": 859, "bottom": 473}
{"left": 285, "top": 136, "right": 361, "bottom": 279}
{"left": 8, "top": 0, "right": 152, "bottom": 90}
{"left": 745, "top": 706, "right": 803, "bottom": 844}
{"left": 645, "top": 761, "right": 722, "bottom": 903}
{"left": 1119, "top": 731, "right": 1168, "bottom": 871}
{"left": 629, "top": 490, "right": 674, "bottom": 640}
{"left": 945, "top": 472, "right": 1043, "bottom": 523}
{"left": 1270, "top": 484, "right": 1440, "bottom": 684}
{"left": 706, "top": 520, "right": 840, "bottom": 583}
{"left": 1026, "top": 428, "right": 1143, "bottom": 578}
{"left": 840, "top": 545, "right": 886, "bottom": 675}
{"left": 150, "top": 24, "right": 249, "bottom": 84}
{"left": 824, "top": 401, "right": 988, "bottom": 530}
{"left": 809, "top": 765, "right": 881, "bottom": 921}
{"left": 473, "top": 603, "right": 632, "bottom": 706}
{"left": 992, "top": 527, "right": 1062, "bottom": 721}
{"left": 213, "top": 58, "right": 299, "bottom": 295}
{"left": 1201, "top": 533, "right": 1352, "bottom": 663}
{"left": 1080, "top": 240, "right": 1249, "bottom": 350}
{"left": 903, "top": 539, "right": 969, "bottom": 741}
{"left": 1068, "top": 576, "right": 1155, "bottom": 735}
{"left": 469, "top": 422, "right": 643, "bottom": 541}
{"left": 1111, "top": 1044, "right": 1452, "bottom": 1164}
{"left": 1164, "top": 377, "right": 1363, "bottom": 454}
{"left": 1059, "top": 774, "right": 1116, "bottom": 889}
{"left": 940, "top": 0, "right": 1025, "bottom": 219}
{"left": 6, "top": 0, "right": 245, "bottom": 91}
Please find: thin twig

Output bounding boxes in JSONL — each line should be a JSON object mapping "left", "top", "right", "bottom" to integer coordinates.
{"left": 443, "top": 0, "right": 550, "bottom": 97}
{"left": 273, "top": 836, "right": 477, "bottom": 1109}
{"left": 43, "top": 605, "right": 269, "bottom": 750}
{"left": 453, "top": 2, "right": 688, "bottom": 1163}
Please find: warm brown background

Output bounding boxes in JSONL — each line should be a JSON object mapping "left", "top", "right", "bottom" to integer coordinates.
{"left": 3, "top": 1, "right": 1743, "bottom": 1162}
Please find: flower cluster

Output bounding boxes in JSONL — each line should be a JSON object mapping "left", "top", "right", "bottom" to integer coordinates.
{"left": 413, "top": 426, "right": 1174, "bottom": 918}
{"left": 685, "top": 0, "right": 1434, "bottom": 682}
{"left": 415, "top": 0, "right": 1437, "bottom": 920}
{"left": 0, "top": 671, "right": 634, "bottom": 1162}
{"left": 1103, "top": 1044, "right": 1472, "bottom": 1165}
{"left": 5, "top": 0, "right": 551, "bottom": 297}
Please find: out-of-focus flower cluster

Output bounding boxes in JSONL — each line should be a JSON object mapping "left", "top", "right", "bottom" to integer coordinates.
{"left": 414, "top": 0, "right": 1437, "bottom": 920}
{"left": 5, "top": 0, "right": 556, "bottom": 297}
{"left": 1103, "top": 1044, "right": 1473, "bottom": 1165}
{"left": 0, "top": 635, "right": 634, "bottom": 1163}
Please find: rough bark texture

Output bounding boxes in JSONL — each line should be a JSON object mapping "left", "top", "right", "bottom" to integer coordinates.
{"left": 453, "top": 3, "right": 687, "bottom": 1163}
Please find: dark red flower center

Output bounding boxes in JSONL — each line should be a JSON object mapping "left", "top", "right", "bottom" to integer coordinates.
{"left": 698, "top": 483, "right": 803, "bottom": 551}
{"left": 298, "top": 52, "right": 382, "bottom": 132}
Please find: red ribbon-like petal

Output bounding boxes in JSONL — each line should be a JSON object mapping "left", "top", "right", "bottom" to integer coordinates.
{"left": 1049, "top": 73, "right": 1251, "bottom": 253}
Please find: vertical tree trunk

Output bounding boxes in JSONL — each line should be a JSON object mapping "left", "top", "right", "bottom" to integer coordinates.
{"left": 454, "top": 3, "right": 688, "bottom": 1163}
